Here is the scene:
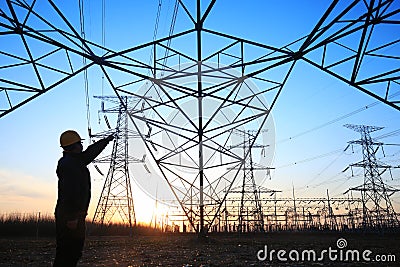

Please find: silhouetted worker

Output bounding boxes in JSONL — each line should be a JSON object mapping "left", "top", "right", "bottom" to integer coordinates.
{"left": 53, "top": 130, "right": 113, "bottom": 267}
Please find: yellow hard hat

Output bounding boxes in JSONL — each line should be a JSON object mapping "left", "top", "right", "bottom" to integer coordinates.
{"left": 60, "top": 130, "right": 83, "bottom": 147}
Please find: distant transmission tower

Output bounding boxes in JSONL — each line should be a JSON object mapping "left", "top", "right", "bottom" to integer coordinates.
{"left": 92, "top": 96, "right": 142, "bottom": 229}
{"left": 344, "top": 124, "right": 400, "bottom": 229}
{"left": 228, "top": 129, "right": 276, "bottom": 232}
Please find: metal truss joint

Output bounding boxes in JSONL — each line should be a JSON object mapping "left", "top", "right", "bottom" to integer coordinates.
{"left": 292, "top": 50, "right": 305, "bottom": 60}
{"left": 195, "top": 21, "right": 203, "bottom": 31}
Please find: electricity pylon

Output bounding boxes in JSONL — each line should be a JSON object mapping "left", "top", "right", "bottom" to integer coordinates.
{"left": 92, "top": 96, "right": 142, "bottom": 230}
{"left": 344, "top": 124, "right": 400, "bottom": 229}
{"left": 1, "top": 0, "right": 400, "bottom": 236}
{"left": 227, "top": 129, "right": 276, "bottom": 232}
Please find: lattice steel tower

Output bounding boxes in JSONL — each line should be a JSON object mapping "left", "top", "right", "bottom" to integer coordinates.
{"left": 228, "top": 129, "right": 276, "bottom": 232}
{"left": 344, "top": 124, "right": 400, "bottom": 229}
{"left": 1, "top": 0, "right": 400, "bottom": 236}
{"left": 92, "top": 96, "right": 141, "bottom": 229}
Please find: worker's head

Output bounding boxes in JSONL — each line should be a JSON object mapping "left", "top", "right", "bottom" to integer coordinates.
{"left": 60, "top": 130, "right": 84, "bottom": 153}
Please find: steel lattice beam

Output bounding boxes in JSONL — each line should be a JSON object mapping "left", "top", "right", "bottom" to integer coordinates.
{"left": 1, "top": 0, "right": 400, "bottom": 235}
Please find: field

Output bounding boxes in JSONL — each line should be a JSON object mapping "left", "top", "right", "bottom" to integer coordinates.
{"left": 1, "top": 232, "right": 399, "bottom": 266}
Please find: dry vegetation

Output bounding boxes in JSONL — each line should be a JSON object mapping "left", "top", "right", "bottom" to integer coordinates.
{"left": 0, "top": 214, "right": 399, "bottom": 266}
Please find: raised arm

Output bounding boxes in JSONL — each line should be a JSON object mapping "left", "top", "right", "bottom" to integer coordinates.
{"left": 80, "top": 135, "right": 114, "bottom": 165}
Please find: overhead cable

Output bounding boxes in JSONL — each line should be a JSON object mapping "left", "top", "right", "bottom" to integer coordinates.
{"left": 79, "top": 0, "right": 92, "bottom": 139}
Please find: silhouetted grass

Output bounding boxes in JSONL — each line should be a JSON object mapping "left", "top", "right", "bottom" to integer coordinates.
{"left": 0, "top": 213, "right": 54, "bottom": 237}
{"left": 0, "top": 213, "right": 161, "bottom": 237}
{"left": 88, "top": 221, "right": 162, "bottom": 236}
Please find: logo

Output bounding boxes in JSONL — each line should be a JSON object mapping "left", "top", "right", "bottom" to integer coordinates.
{"left": 336, "top": 238, "right": 347, "bottom": 249}
{"left": 257, "top": 238, "right": 396, "bottom": 263}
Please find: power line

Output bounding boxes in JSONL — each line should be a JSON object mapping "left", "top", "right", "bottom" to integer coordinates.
{"left": 161, "top": 0, "right": 179, "bottom": 76}
{"left": 148, "top": 0, "right": 163, "bottom": 76}
{"left": 294, "top": 170, "right": 363, "bottom": 194}
{"left": 79, "top": 0, "right": 92, "bottom": 139}
{"left": 274, "top": 128, "right": 399, "bottom": 172}
{"left": 153, "top": 0, "right": 163, "bottom": 41}
{"left": 102, "top": 0, "right": 105, "bottom": 50}
{"left": 277, "top": 89, "right": 400, "bottom": 144}
{"left": 101, "top": 0, "right": 106, "bottom": 114}
{"left": 277, "top": 101, "right": 380, "bottom": 144}
{"left": 301, "top": 130, "right": 400, "bottom": 192}
{"left": 299, "top": 149, "right": 347, "bottom": 190}
{"left": 276, "top": 148, "right": 344, "bottom": 169}
{"left": 376, "top": 128, "right": 400, "bottom": 140}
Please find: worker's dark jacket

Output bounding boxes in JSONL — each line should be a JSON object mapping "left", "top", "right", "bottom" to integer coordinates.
{"left": 55, "top": 139, "right": 109, "bottom": 220}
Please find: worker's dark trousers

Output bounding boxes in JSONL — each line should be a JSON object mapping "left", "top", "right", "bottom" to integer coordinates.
{"left": 53, "top": 215, "right": 86, "bottom": 267}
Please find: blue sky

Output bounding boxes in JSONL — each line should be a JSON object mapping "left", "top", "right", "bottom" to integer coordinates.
{"left": 0, "top": 0, "right": 399, "bottom": 223}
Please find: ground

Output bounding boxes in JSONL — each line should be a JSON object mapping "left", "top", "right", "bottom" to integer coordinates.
{"left": 1, "top": 232, "right": 399, "bottom": 266}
